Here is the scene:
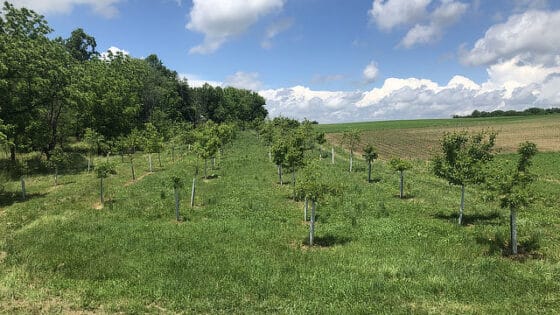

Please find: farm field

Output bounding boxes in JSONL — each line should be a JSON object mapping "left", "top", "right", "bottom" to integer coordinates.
{"left": 0, "top": 122, "right": 559, "bottom": 313}
{"left": 323, "top": 114, "right": 560, "bottom": 159}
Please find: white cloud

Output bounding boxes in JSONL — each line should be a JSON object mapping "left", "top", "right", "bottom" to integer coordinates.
{"left": 99, "top": 46, "right": 129, "bottom": 60}
{"left": 369, "top": 0, "right": 431, "bottom": 30}
{"left": 261, "top": 17, "right": 293, "bottom": 49}
{"left": 8, "top": 0, "right": 121, "bottom": 18}
{"left": 400, "top": 0, "right": 468, "bottom": 48}
{"left": 363, "top": 61, "right": 379, "bottom": 84}
{"left": 460, "top": 10, "right": 560, "bottom": 66}
{"left": 224, "top": 71, "right": 263, "bottom": 90}
{"left": 187, "top": 0, "right": 285, "bottom": 54}
{"left": 179, "top": 73, "right": 223, "bottom": 88}
{"left": 260, "top": 71, "right": 560, "bottom": 123}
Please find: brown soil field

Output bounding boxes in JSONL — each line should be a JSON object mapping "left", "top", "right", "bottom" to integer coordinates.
{"left": 327, "top": 116, "right": 560, "bottom": 160}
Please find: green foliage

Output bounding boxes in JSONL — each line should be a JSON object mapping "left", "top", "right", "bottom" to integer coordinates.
{"left": 171, "top": 176, "right": 183, "bottom": 189}
{"left": 362, "top": 144, "right": 379, "bottom": 162}
{"left": 341, "top": 129, "right": 361, "bottom": 153}
{"left": 432, "top": 130, "right": 496, "bottom": 186}
{"left": 389, "top": 158, "right": 412, "bottom": 172}
{"left": 143, "top": 123, "right": 163, "bottom": 154}
{"left": 96, "top": 161, "right": 116, "bottom": 179}
{"left": 494, "top": 142, "right": 538, "bottom": 210}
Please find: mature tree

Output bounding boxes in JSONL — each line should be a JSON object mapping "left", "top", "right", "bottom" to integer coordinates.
{"left": 494, "top": 142, "right": 538, "bottom": 255}
{"left": 362, "top": 144, "right": 378, "bottom": 183}
{"left": 64, "top": 28, "right": 97, "bottom": 61}
{"left": 341, "top": 129, "right": 361, "bottom": 172}
{"left": 432, "top": 130, "right": 496, "bottom": 225}
{"left": 389, "top": 158, "right": 412, "bottom": 198}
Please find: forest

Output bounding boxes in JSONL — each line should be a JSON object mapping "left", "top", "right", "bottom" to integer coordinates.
{"left": 0, "top": 2, "right": 267, "bottom": 163}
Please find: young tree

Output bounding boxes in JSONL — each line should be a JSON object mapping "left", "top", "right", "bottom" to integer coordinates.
{"left": 494, "top": 142, "right": 538, "bottom": 255}
{"left": 316, "top": 132, "right": 327, "bottom": 159}
{"left": 96, "top": 161, "right": 116, "bottom": 207}
{"left": 83, "top": 128, "right": 104, "bottom": 172}
{"left": 389, "top": 158, "right": 412, "bottom": 198}
{"left": 143, "top": 123, "right": 163, "bottom": 171}
{"left": 172, "top": 176, "right": 183, "bottom": 221}
{"left": 432, "top": 130, "right": 496, "bottom": 225}
{"left": 341, "top": 129, "right": 361, "bottom": 172}
{"left": 271, "top": 138, "right": 288, "bottom": 185}
{"left": 297, "top": 162, "right": 327, "bottom": 246}
{"left": 362, "top": 144, "right": 378, "bottom": 183}
{"left": 47, "top": 146, "right": 69, "bottom": 186}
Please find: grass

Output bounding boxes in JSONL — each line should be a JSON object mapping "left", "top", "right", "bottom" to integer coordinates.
{"left": 322, "top": 114, "right": 560, "bottom": 159}
{"left": 1, "top": 127, "right": 559, "bottom": 313}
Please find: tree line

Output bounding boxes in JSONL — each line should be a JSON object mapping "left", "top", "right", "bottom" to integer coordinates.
{"left": 0, "top": 2, "right": 267, "bottom": 163}
{"left": 453, "top": 107, "right": 560, "bottom": 119}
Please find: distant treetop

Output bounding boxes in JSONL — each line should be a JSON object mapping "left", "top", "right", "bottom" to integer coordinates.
{"left": 453, "top": 107, "right": 560, "bottom": 119}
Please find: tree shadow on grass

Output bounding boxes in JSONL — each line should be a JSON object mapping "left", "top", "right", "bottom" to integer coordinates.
{"left": 434, "top": 211, "right": 501, "bottom": 226}
{"left": 475, "top": 233, "right": 543, "bottom": 261}
{"left": 0, "top": 191, "right": 47, "bottom": 207}
{"left": 303, "top": 234, "right": 352, "bottom": 247}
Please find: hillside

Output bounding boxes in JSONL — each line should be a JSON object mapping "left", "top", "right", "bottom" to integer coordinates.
{"left": 1, "top": 124, "right": 559, "bottom": 313}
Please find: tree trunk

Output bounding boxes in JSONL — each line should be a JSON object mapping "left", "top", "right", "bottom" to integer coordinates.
{"left": 458, "top": 184, "right": 465, "bottom": 225}
{"left": 304, "top": 197, "right": 308, "bottom": 221}
{"left": 510, "top": 206, "right": 518, "bottom": 255}
{"left": 174, "top": 187, "right": 180, "bottom": 221}
{"left": 20, "top": 176, "right": 26, "bottom": 200}
{"left": 331, "top": 147, "right": 335, "bottom": 164}
{"left": 399, "top": 171, "right": 404, "bottom": 198}
{"left": 190, "top": 177, "right": 196, "bottom": 208}
{"left": 148, "top": 154, "right": 153, "bottom": 172}
{"left": 292, "top": 168, "right": 296, "bottom": 200}
{"left": 54, "top": 166, "right": 58, "bottom": 186}
{"left": 10, "top": 146, "right": 16, "bottom": 162}
{"left": 367, "top": 161, "right": 372, "bottom": 183}
{"left": 100, "top": 177, "right": 104, "bottom": 207}
{"left": 309, "top": 200, "right": 316, "bottom": 246}
{"left": 211, "top": 157, "right": 215, "bottom": 169}
{"left": 130, "top": 159, "right": 135, "bottom": 181}
{"left": 268, "top": 150, "right": 271, "bottom": 162}
{"left": 278, "top": 164, "right": 283, "bottom": 185}
{"left": 87, "top": 153, "right": 92, "bottom": 172}
{"left": 204, "top": 159, "right": 208, "bottom": 179}
{"left": 172, "top": 147, "right": 175, "bottom": 162}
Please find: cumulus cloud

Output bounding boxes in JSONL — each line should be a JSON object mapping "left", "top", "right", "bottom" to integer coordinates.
{"left": 369, "top": 0, "right": 468, "bottom": 48}
{"left": 363, "top": 61, "right": 379, "bottom": 84}
{"left": 99, "top": 46, "right": 129, "bottom": 60}
{"left": 460, "top": 10, "right": 560, "bottom": 66}
{"left": 261, "top": 17, "right": 293, "bottom": 49}
{"left": 369, "top": 0, "right": 431, "bottom": 30}
{"left": 9, "top": 0, "right": 121, "bottom": 18}
{"left": 224, "top": 71, "right": 263, "bottom": 90}
{"left": 400, "top": 0, "right": 468, "bottom": 48}
{"left": 179, "top": 73, "right": 223, "bottom": 88}
{"left": 187, "top": 0, "right": 285, "bottom": 54}
{"left": 260, "top": 72, "right": 560, "bottom": 123}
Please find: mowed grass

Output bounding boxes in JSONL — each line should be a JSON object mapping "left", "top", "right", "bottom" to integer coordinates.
{"left": 0, "top": 130, "right": 559, "bottom": 313}
{"left": 322, "top": 114, "right": 560, "bottom": 159}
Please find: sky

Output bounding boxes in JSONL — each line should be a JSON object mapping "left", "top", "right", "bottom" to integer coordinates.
{"left": 7, "top": 0, "right": 560, "bottom": 123}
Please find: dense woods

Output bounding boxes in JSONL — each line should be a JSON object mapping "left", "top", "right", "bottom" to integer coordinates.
{"left": 0, "top": 2, "right": 267, "bottom": 163}
{"left": 454, "top": 107, "right": 560, "bottom": 118}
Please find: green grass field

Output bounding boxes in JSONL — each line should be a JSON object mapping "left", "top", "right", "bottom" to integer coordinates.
{"left": 1, "top": 121, "right": 559, "bottom": 313}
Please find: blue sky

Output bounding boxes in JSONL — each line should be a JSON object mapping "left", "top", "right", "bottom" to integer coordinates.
{"left": 9, "top": 0, "right": 560, "bottom": 122}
